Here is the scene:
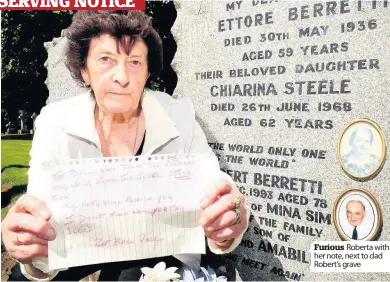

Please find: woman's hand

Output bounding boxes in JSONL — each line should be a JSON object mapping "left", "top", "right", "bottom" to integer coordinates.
{"left": 1, "top": 194, "right": 56, "bottom": 264}
{"left": 199, "top": 180, "right": 247, "bottom": 248}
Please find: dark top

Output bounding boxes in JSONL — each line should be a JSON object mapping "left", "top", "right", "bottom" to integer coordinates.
{"left": 136, "top": 131, "right": 145, "bottom": 156}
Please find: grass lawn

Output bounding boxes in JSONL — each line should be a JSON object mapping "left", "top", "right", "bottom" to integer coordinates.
{"left": 1, "top": 139, "right": 32, "bottom": 220}
{"left": 1, "top": 139, "right": 101, "bottom": 281}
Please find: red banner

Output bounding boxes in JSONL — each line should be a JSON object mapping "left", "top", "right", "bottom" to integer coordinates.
{"left": 0, "top": 0, "right": 145, "bottom": 10}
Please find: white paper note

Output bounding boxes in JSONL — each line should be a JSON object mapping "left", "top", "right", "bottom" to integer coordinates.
{"left": 47, "top": 154, "right": 216, "bottom": 270}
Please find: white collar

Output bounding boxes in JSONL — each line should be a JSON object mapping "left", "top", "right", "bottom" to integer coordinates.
{"left": 64, "top": 90, "right": 180, "bottom": 154}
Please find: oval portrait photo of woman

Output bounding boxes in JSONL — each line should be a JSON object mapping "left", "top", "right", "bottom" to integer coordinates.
{"left": 338, "top": 119, "right": 387, "bottom": 179}
{"left": 333, "top": 188, "right": 382, "bottom": 241}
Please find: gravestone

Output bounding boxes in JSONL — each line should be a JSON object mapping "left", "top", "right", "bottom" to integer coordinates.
{"left": 5, "top": 121, "right": 17, "bottom": 134}
{"left": 172, "top": 1, "right": 389, "bottom": 281}
{"left": 30, "top": 112, "right": 37, "bottom": 134}
{"left": 42, "top": 5, "right": 390, "bottom": 281}
{"left": 43, "top": 30, "right": 88, "bottom": 104}
{"left": 17, "top": 110, "right": 30, "bottom": 134}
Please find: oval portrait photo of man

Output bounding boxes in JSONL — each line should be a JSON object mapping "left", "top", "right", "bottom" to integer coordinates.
{"left": 338, "top": 119, "right": 387, "bottom": 179}
{"left": 333, "top": 188, "right": 382, "bottom": 241}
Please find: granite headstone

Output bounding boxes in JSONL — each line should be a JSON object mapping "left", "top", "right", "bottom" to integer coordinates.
{"left": 172, "top": 0, "right": 389, "bottom": 280}
{"left": 44, "top": 30, "right": 88, "bottom": 104}
{"left": 43, "top": 3, "right": 390, "bottom": 280}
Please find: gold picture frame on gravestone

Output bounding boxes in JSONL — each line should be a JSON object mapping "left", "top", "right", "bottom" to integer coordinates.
{"left": 337, "top": 119, "right": 387, "bottom": 180}
{"left": 333, "top": 188, "right": 382, "bottom": 241}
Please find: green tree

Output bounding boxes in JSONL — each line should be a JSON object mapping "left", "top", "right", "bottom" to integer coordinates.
{"left": 1, "top": 11, "right": 73, "bottom": 132}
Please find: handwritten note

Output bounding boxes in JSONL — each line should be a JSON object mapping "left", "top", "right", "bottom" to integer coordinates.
{"left": 48, "top": 154, "right": 217, "bottom": 270}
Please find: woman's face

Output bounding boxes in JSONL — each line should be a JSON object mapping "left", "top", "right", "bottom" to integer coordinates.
{"left": 351, "top": 131, "right": 372, "bottom": 155}
{"left": 81, "top": 34, "right": 150, "bottom": 114}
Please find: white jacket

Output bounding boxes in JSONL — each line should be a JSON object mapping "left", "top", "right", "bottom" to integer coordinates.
{"left": 24, "top": 90, "right": 248, "bottom": 280}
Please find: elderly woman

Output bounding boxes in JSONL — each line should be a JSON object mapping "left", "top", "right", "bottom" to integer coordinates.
{"left": 2, "top": 11, "right": 248, "bottom": 281}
